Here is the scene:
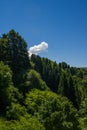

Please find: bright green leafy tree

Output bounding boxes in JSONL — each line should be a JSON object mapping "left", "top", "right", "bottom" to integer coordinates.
{"left": 21, "top": 69, "right": 49, "bottom": 95}
{"left": 25, "top": 89, "right": 80, "bottom": 130}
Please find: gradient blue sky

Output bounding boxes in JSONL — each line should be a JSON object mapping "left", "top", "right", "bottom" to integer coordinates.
{"left": 0, "top": 0, "right": 87, "bottom": 67}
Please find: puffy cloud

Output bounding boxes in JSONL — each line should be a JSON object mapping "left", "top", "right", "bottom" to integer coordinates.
{"left": 28, "top": 41, "right": 48, "bottom": 57}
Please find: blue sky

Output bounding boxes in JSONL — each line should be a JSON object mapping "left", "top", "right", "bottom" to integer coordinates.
{"left": 0, "top": 0, "right": 87, "bottom": 67}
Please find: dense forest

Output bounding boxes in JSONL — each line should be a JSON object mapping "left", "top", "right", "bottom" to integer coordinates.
{"left": 0, "top": 30, "right": 87, "bottom": 130}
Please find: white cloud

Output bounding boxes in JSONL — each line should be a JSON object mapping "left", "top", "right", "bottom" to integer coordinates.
{"left": 28, "top": 41, "right": 48, "bottom": 57}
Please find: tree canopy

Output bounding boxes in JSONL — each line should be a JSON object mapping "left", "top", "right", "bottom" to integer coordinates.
{"left": 0, "top": 29, "right": 87, "bottom": 129}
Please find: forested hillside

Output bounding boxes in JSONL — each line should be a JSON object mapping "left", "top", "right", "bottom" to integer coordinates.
{"left": 0, "top": 30, "right": 87, "bottom": 130}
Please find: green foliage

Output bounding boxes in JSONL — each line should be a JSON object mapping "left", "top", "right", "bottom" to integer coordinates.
{"left": 6, "top": 103, "right": 27, "bottom": 120}
{"left": 0, "top": 38, "right": 10, "bottom": 64}
{"left": 21, "top": 69, "right": 49, "bottom": 95}
{"left": 0, "top": 116, "right": 45, "bottom": 130}
{"left": 6, "top": 85, "right": 23, "bottom": 104}
{"left": 31, "top": 55, "right": 60, "bottom": 92}
{"left": 0, "top": 61, "right": 22, "bottom": 114}
{"left": 25, "top": 89, "right": 80, "bottom": 130}
{"left": 59, "top": 62, "right": 70, "bottom": 69}
{"left": 0, "top": 29, "right": 30, "bottom": 86}
{"left": 58, "top": 70, "right": 68, "bottom": 95}
{"left": 58, "top": 70, "right": 77, "bottom": 107}
{"left": 0, "top": 62, "right": 13, "bottom": 111}
{"left": 0, "top": 61, "right": 12, "bottom": 87}
{"left": 80, "top": 98, "right": 87, "bottom": 117}
{"left": 31, "top": 55, "right": 43, "bottom": 74}
{"left": 79, "top": 98, "right": 87, "bottom": 129}
{"left": 30, "top": 55, "right": 79, "bottom": 108}
{"left": 7, "top": 29, "right": 29, "bottom": 69}
{"left": 0, "top": 30, "right": 87, "bottom": 129}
